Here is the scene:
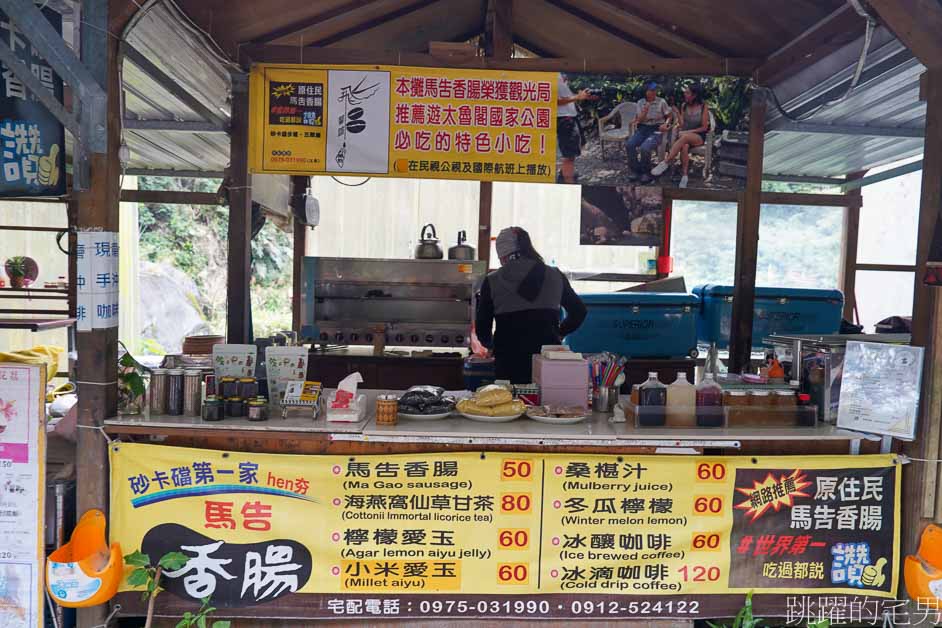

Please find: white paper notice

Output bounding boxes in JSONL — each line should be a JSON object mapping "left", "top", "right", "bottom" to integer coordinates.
{"left": 76, "top": 231, "right": 119, "bottom": 331}
{"left": 837, "top": 340, "right": 924, "bottom": 440}
{"left": 325, "top": 69, "right": 391, "bottom": 174}
{"left": 0, "top": 363, "right": 45, "bottom": 627}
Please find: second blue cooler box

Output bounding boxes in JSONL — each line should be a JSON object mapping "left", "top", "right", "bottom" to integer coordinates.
{"left": 692, "top": 284, "right": 844, "bottom": 348}
{"left": 565, "top": 293, "right": 699, "bottom": 358}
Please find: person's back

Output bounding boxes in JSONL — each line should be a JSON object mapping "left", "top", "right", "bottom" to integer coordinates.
{"left": 476, "top": 229, "right": 587, "bottom": 383}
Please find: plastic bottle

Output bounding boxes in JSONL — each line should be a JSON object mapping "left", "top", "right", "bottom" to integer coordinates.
{"left": 638, "top": 372, "right": 666, "bottom": 426}
{"left": 696, "top": 373, "right": 724, "bottom": 427}
{"left": 666, "top": 372, "right": 696, "bottom": 427}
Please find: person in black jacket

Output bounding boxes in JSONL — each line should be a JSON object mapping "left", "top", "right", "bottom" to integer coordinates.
{"left": 475, "top": 227, "right": 587, "bottom": 384}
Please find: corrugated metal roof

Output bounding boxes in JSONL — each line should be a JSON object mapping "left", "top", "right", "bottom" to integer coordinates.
{"left": 121, "top": 1, "right": 231, "bottom": 174}
{"left": 118, "top": 3, "right": 926, "bottom": 180}
{"left": 763, "top": 30, "right": 926, "bottom": 177}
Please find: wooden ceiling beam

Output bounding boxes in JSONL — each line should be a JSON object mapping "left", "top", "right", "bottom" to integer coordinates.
{"left": 512, "top": 37, "right": 556, "bottom": 59}
{"left": 241, "top": 43, "right": 758, "bottom": 75}
{"left": 249, "top": 0, "right": 379, "bottom": 45}
{"left": 483, "top": 0, "right": 512, "bottom": 59}
{"left": 591, "top": 0, "right": 721, "bottom": 58}
{"left": 756, "top": 4, "right": 865, "bottom": 86}
{"left": 541, "top": 0, "right": 670, "bottom": 57}
{"left": 869, "top": 0, "right": 942, "bottom": 69}
{"left": 597, "top": 0, "right": 734, "bottom": 57}
{"left": 305, "top": 0, "right": 441, "bottom": 47}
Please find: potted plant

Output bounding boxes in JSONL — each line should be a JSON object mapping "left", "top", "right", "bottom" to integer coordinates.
{"left": 5, "top": 256, "right": 28, "bottom": 288}
{"left": 118, "top": 341, "right": 147, "bottom": 415}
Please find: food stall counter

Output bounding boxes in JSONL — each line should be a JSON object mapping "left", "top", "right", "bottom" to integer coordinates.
{"left": 105, "top": 389, "right": 877, "bottom": 455}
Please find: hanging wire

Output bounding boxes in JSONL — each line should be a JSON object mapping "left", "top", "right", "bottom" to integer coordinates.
{"left": 766, "top": 0, "right": 877, "bottom": 123}
{"left": 331, "top": 176, "right": 371, "bottom": 187}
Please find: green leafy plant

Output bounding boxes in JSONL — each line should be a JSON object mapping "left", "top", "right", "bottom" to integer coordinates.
{"left": 5, "top": 256, "right": 27, "bottom": 278}
{"left": 707, "top": 592, "right": 830, "bottom": 628}
{"left": 707, "top": 590, "right": 763, "bottom": 628}
{"left": 117, "top": 340, "right": 147, "bottom": 414}
{"left": 124, "top": 549, "right": 189, "bottom": 628}
{"left": 176, "top": 596, "right": 231, "bottom": 628}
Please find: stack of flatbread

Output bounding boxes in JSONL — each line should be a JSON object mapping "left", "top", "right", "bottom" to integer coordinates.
{"left": 457, "top": 385, "right": 525, "bottom": 417}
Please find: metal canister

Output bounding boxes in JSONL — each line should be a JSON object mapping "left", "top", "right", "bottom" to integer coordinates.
{"left": 183, "top": 369, "right": 203, "bottom": 416}
{"left": 149, "top": 368, "right": 168, "bottom": 415}
{"left": 167, "top": 369, "right": 185, "bottom": 416}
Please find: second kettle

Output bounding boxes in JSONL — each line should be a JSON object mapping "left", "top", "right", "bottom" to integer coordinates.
{"left": 448, "top": 230, "right": 476, "bottom": 260}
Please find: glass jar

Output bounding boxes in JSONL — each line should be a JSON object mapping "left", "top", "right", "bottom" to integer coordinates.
{"left": 749, "top": 390, "right": 770, "bottom": 407}
{"left": 225, "top": 397, "right": 245, "bottom": 418}
{"left": 247, "top": 397, "right": 269, "bottom": 422}
{"left": 239, "top": 377, "right": 259, "bottom": 399}
{"left": 724, "top": 390, "right": 749, "bottom": 426}
{"left": 202, "top": 396, "right": 224, "bottom": 422}
{"left": 149, "top": 368, "right": 168, "bottom": 415}
{"left": 220, "top": 377, "right": 240, "bottom": 399}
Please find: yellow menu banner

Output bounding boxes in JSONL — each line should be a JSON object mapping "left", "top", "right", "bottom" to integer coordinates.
{"left": 248, "top": 64, "right": 557, "bottom": 182}
{"left": 110, "top": 444, "right": 900, "bottom": 622}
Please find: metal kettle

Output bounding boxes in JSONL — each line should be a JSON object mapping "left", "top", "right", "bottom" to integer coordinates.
{"left": 448, "top": 230, "right": 476, "bottom": 260}
{"left": 414, "top": 223, "right": 443, "bottom": 259}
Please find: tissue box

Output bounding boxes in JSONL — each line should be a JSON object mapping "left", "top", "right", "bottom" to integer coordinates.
{"left": 326, "top": 392, "right": 366, "bottom": 423}
{"left": 532, "top": 355, "right": 589, "bottom": 410}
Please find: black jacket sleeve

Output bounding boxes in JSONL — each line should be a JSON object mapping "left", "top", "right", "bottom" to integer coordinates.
{"left": 475, "top": 276, "right": 495, "bottom": 349}
{"left": 559, "top": 272, "right": 587, "bottom": 338}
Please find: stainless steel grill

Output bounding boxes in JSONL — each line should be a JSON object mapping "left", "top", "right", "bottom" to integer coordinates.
{"left": 301, "top": 257, "right": 487, "bottom": 348}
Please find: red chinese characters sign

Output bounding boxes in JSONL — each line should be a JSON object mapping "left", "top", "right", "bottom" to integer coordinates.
{"left": 249, "top": 64, "right": 557, "bottom": 183}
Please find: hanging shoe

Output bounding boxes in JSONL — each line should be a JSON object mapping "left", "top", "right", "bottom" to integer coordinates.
{"left": 679, "top": 175, "right": 688, "bottom": 188}
{"left": 651, "top": 161, "right": 669, "bottom": 176}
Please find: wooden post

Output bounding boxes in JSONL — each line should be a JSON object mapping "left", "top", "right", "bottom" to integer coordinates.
{"left": 728, "top": 89, "right": 767, "bottom": 373}
{"left": 290, "top": 175, "right": 308, "bottom": 333}
{"left": 477, "top": 0, "right": 512, "bottom": 267}
{"left": 484, "top": 0, "right": 513, "bottom": 59}
{"left": 903, "top": 68, "right": 942, "bottom": 553}
{"left": 478, "top": 182, "right": 493, "bottom": 265}
{"left": 226, "top": 71, "right": 253, "bottom": 343}
{"left": 73, "top": 0, "right": 129, "bottom": 625}
{"left": 838, "top": 172, "right": 866, "bottom": 321}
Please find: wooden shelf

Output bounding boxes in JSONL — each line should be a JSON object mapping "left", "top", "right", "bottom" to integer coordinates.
{"left": 0, "top": 317, "right": 76, "bottom": 331}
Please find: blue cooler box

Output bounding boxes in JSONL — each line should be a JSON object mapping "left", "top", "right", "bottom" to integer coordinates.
{"left": 565, "top": 293, "right": 700, "bottom": 358}
{"left": 692, "top": 285, "right": 844, "bottom": 348}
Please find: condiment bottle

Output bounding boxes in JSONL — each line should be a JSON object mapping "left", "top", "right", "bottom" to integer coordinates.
{"left": 638, "top": 372, "right": 666, "bottom": 427}
{"left": 695, "top": 373, "right": 724, "bottom": 427}
{"left": 666, "top": 372, "right": 696, "bottom": 427}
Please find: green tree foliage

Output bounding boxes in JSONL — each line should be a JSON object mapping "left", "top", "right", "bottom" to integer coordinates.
{"left": 137, "top": 176, "right": 292, "bottom": 338}
{"left": 565, "top": 73, "right": 751, "bottom": 134}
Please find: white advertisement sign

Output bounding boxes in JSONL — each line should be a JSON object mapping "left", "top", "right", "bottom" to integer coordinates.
{"left": 837, "top": 340, "right": 924, "bottom": 440}
{"left": 325, "top": 69, "right": 390, "bottom": 174}
{"left": 76, "top": 231, "right": 119, "bottom": 332}
{"left": 0, "top": 363, "right": 46, "bottom": 627}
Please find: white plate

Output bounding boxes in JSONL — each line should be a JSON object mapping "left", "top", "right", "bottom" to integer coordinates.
{"left": 459, "top": 411, "right": 523, "bottom": 423}
{"left": 526, "top": 410, "right": 587, "bottom": 425}
{"left": 398, "top": 411, "right": 453, "bottom": 421}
